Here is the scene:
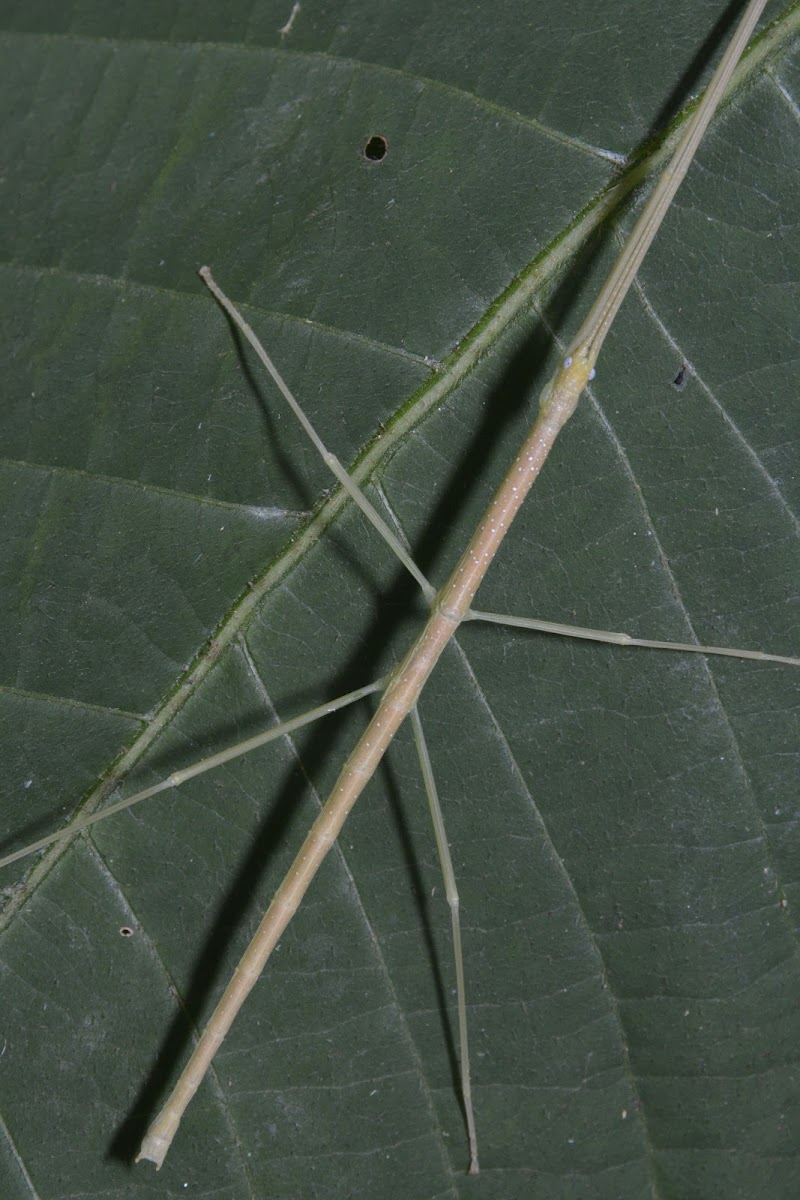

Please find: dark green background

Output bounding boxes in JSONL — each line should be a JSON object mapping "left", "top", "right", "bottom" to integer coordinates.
{"left": 1, "top": 2, "right": 799, "bottom": 1197}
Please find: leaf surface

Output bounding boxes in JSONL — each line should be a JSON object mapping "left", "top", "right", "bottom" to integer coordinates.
{"left": 1, "top": 3, "right": 799, "bottom": 1197}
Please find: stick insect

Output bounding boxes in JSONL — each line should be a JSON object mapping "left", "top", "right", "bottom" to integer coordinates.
{"left": 0, "top": 4, "right": 796, "bottom": 1195}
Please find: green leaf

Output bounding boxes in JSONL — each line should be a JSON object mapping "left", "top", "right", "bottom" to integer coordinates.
{"left": 1, "top": 3, "right": 799, "bottom": 1197}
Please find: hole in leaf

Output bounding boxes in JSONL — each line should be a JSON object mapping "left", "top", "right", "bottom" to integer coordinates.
{"left": 363, "top": 135, "right": 388, "bottom": 162}
{"left": 119, "top": 926, "right": 134, "bottom": 938}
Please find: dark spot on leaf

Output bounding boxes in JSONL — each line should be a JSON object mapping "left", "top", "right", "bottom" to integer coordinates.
{"left": 363, "top": 135, "right": 388, "bottom": 162}
{"left": 672, "top": 363, "right": 688, "bottom": 390}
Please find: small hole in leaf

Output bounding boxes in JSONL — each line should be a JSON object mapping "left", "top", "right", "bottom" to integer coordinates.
{"left": 363, "top": 135, "right": 388, "bottom": 162}
{"left": 119, "top": 926, "right": 134, "bottom": 938}
{"left": 672, "top": 362, "right": 688, "bottom": 390}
